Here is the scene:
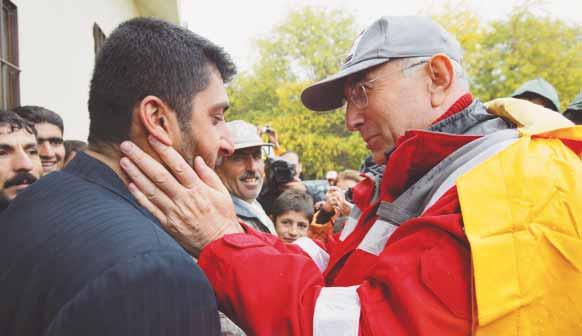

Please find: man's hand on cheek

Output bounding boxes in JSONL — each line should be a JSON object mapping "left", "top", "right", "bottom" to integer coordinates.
{"left": 119, "top": 137, "right": 243, "bottom": 257}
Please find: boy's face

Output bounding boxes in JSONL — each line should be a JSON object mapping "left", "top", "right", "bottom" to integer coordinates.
{"left": 274, "top": 210, "right": 310, "bottom": 243}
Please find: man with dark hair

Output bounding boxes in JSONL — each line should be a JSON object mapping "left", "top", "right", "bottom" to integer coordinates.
{"left": 0, "top": 17, "right": 236, "bottom": 336}
{"left": 12, "top": 105, "right": 65, "bottom": 173}
{"left": 0, "top": 110, "right": 42, "bottom": 213}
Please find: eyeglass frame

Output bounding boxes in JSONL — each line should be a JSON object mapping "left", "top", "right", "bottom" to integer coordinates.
{"left": 345, "top": 60, "right": 429, "bottom": 110}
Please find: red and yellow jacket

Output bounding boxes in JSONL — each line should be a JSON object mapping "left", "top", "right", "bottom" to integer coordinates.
{"left": 198, "top": 97, "right": 582, "bottom": 335}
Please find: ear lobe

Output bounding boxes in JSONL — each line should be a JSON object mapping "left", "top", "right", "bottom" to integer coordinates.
{"left": 427, "top": 54, "right": 454, "bottom": 108}
{"left": 138, "top": 96, "right": 173, "bottom": 146}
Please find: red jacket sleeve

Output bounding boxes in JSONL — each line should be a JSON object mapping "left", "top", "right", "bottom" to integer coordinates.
{"left": 199, "top": 188, "right": 472, "bottom": 336}
{"left": 199, "top": 228, "right": 324, "bottom": 335}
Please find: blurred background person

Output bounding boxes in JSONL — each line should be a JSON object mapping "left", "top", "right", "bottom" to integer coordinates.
{"left": 511, "top": 78, "right": 561, "bottom": 112}
{"left": 12, "top": 105, "right": 66, "bottom": 173}
{"left": 310, "top": 169, "right": 364, "bottom": 240}
{"left": 279, "top": 151, "right": 302, "bottom": 180}
{"left": 325, "top": 170, "right": 338, "bottom": 186}
{"left": 0, "top": 110, "right": 42, "bottom": 214}
{"left": 336, "top": 169, "right": 362, "bottom": 191}
{"left": 271, "top": 189, "right": 314, "bottom": 243}
{"left": 564, "top": 91, "right": 582, "bottom": 125}
{"left": 63, "top": 140, "right": 88, "bottom": 166}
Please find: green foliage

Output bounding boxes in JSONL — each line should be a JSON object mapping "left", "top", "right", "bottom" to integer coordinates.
{"left": 228, "top": 7, "right": 366, "bottom": 179}
{"left": 432, "top": 1, "right": 582, "bottom": 110}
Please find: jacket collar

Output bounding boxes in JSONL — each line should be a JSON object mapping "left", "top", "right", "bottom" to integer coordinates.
{"left": 379, "top": 99, "right": 505, "bottom": 201}
{"left": 64, "top": 152, "right": 154, "bottom": 220}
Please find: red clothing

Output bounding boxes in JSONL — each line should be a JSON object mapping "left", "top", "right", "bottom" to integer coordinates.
{"left": 199, "top": 96, "right": 480, "bottom": 335}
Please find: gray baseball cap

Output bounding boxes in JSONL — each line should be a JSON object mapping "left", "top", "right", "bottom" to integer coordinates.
{"left": 226, "top": 120, "right": 272, "bottom": 151}
{"left": 511, "top": 78, "right": 560, "bottom": 112}
{"left": 301, "top": 16, "right": 464, "bottom": 112}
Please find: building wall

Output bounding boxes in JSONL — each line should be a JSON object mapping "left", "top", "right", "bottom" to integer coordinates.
{"left": 12, "top": 0, "right": 140, "bottom": 141}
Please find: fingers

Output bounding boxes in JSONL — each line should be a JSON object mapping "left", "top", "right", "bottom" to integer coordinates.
{"left": 147, "top": 136, "right": 200, "bottom": 188}
{"left": 193, "top": 156, "right": 228, "bottom": 193}
{"left": 120, "top": 141, "right": 186, "bottom": 198}
{"left": 120, "top": 156, "right": 176, "bottom": 208}
{"left": 128, "top": 182, "right": 167, "bottom": 224}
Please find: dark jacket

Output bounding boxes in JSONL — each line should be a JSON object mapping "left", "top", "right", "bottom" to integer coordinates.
{"left": 0, "top": 152, "right": 220, "bottom": 336}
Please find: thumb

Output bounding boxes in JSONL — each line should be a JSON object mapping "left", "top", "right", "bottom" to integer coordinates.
{"left": 193, "top": 156, "right": 229, "bottom": 193}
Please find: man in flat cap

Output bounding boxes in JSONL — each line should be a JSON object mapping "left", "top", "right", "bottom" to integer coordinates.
{"left": 120, "top": 16, "right": 582, "bottom": 335}
{"left": 216, "top": 120, "right": 276, "bottom": 234}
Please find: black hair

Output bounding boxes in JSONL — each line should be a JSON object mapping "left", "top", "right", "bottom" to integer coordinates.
{"left": 88, "top": 17, "right": 237, "bottom": 145}
{"left": 11, "top": 105, "right": 63, "bottom": 133}
{"left": 564, "top": 110, "right": 582, "bottom": 125}
{"left": 64, "top": 139, "right": 88, "bottom": 161}
{"left": 0, "top": 109, "right": 37, "bottom": 136}
{"left": 514, "top": 92, "right": 558, "bottom": 111}
{"left": 271, "top": 189, "right": 314, "bottom": 222}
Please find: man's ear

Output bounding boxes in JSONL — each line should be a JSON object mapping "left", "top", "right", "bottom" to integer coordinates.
{"left": 137, "top": 96, "right": 174, "bottom": 146}
{"left": 426, "top": 54, "right": 455, "bottom": 108}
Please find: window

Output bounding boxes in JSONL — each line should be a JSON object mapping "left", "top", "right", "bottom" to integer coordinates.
{"left": 93, "top": 23, "right": 106, "bottom": 56}
{"left": 0, "top": 0, "right": 19, "bottom": 109}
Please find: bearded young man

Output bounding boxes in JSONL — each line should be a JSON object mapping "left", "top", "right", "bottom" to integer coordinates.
{"left": 0, "top": 18, "right": 237, "bottom": 336}
{"left": 120, "top": 16, "right": 582, "bottom": 336}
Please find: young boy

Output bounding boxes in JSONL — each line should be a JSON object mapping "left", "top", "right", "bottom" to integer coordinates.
{"left": 271, "top": 189, "right": 314, "bottom": 243}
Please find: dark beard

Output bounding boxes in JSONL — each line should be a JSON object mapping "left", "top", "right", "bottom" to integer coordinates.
{"left": 178, "top": 125, "right": 196, "bottom": 167}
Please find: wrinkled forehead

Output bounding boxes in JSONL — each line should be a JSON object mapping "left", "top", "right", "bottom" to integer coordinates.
{"left": 0, "top": 125, "right": 36, "bottom": 145}
{"left": 343, "top": 61, "right": 392, "bottom": 88}
{"left": 34, "top": 122, "right": 63, "bottom": 138}
{"left": 280, "top": 152, "right": 299, "bottom": 164}
{"left": 0, "top": 123, "right": 32, "bottom": 136}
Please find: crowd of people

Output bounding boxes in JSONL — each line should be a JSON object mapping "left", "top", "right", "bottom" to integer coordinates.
{"left": 0, "top": 14, "right": 581, "bottom": 336}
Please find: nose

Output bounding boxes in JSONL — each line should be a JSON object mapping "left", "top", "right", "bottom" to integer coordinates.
{"left": 244, "top": 156, "right": 259, "bottom": 171}
{"left": 12, "top": 148, "right": 34, "bottom": 172}
{"left": 345, "top": 103, "right": 364, "bottom": 132}
{"left": 219, "top": 128, "right": 235, "bottom": 157}
{"left": 39, "top": 141, "right": 54, "bottom": 159}
{"left": 288, "top": 225, "right": 299, "bottom": 237}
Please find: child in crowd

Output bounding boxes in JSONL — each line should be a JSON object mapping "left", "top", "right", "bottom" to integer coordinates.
{"left": 271, "top": 189, "right": 314, "bottom": 243}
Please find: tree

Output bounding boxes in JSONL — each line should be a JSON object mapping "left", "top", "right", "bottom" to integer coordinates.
{"left": 432, "top": 1, "right": 582, "bottom": 110}
{"left": 227, "top": 7, "right": 367, "bottom": 178}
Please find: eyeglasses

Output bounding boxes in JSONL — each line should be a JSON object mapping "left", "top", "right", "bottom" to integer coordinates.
{"left": 345, "top": 60, "right": 428, "bottom": 110}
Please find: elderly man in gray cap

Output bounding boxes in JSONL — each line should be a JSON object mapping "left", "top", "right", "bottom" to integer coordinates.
{"left": 215, "top": 120, "right": 276, "bottom": 235}
{"left": 119, "top": 15, "right": 579, "bottom": 336}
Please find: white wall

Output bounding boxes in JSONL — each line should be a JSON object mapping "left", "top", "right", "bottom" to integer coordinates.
{"left": 13, "top": 0, "right": 140, "bottom": 141}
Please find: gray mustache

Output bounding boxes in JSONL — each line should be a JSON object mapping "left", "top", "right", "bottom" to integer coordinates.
{"left": 239, "top": 172, "right": 260, "bottom": 180}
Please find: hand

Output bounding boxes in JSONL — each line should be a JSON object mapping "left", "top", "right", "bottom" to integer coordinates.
{"left": 119, "top": 136, "right": 243, "bottom": 257}
{"left": 260, "top": 126, "right": 279, "bottom": 148}
{"left": 323, "top": 187, "right": 352, "bottom": 216}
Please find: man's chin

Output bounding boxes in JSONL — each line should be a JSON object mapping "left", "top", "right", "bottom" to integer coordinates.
{"left": 371, "top": 151, "right": 388, "bottom": 165}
